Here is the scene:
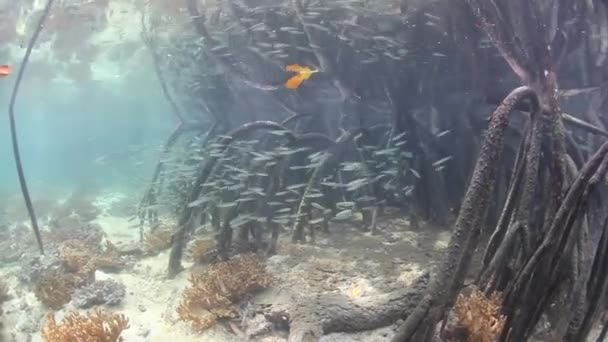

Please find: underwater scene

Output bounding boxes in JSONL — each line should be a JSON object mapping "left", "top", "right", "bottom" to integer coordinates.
{"left": 1, "top": 0, "right": 608, "bottom": 341}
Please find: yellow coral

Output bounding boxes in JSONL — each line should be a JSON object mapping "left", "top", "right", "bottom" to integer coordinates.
{"left": 177, "top": 254, "right": 272, "bottom": 332}
{"left": 42, "top": 310, "right": 129, "bottom": 342}
{"left": 454, "top": 290, "right": 506, "bottom": 342}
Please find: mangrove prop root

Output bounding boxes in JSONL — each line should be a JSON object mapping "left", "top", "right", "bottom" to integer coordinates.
{"left": 168, "top": 121, "right": 295, "bottom": 278}
{"left": 576, "top": 216, "right": 608, "bottom": 340}
{"left": 8, "top": 0, "right": 55, "bottom": 255}
{"left": 479, "top": 104, "right": 544, "bottom": 289}
{"left": 480, "top": 133, "right": 527, "bottom": 272}
{"left": 391, "top": 86, "right": 540, "bottom": 341}
{"left": 265, "top": 133, "right": 334, "bottom": 254}
{"left": 502, "top": 142, "right": 608, "bottom": 340}
{"left": 264, "top": 273, "right": 429, "bottom": 342}
{"left": 291, "top": 130, "right": 362, "bottom": 243}
{"left": 509, "top": 141, "right": 608, "bottom": 300}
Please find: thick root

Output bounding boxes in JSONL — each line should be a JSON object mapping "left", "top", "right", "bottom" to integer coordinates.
{"left": 260, "top": 273, "right": 429, "bottom": 342}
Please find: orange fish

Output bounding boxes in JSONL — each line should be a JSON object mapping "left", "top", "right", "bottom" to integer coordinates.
{"left": 0, "top": 65, "right": 11, "bottom": 77}
{"left": 285, "top": 64, "right": 318, "bottom": 89}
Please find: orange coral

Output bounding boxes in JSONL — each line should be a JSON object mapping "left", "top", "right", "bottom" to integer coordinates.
{"left": 34, "top": 269, "right": 91, "bottom": 310}
{"left": 177, "top": 254, "right": 272, "bottom": 331}
{"left": 58, "top": 240, "right": 125, "bottom": 273}
{"left": 188, "top": 238, "right": 216, "bottom": 264}
{"left": 94, "top": 241, "right": 126, "bottom": 272}
{"left": 35, "top": 239, "right": 125, "bottom": 310}
{"left": 454, "top": 290, "right": 506, "bottom": 342}
{"left": 42, "top": 310, "right": 129, "bottom": 342}
{"left": 143, "top": 228, "right": 172, "bottom": 256}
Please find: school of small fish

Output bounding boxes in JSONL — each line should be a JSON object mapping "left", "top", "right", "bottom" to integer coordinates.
{"left": 133, "top": 0, "right": 459, "bottom": 231}
{"left": 142, "top": 111, "right": 455, "bottom": 232}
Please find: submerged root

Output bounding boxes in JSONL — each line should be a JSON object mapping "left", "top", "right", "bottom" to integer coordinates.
{"left": 261, "top": 273, "right": 429, "bottom": 342}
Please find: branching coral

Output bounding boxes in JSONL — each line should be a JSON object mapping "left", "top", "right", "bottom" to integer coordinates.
{"left": 34, "top": 268, "right": 91, "bottom": 310}
{"left": 177, "top": 254, "right": 272, "bottom": 331}
{"left": 94, "top": 241, "right": 126, "bottom": 272}
{"left": 34, "top": 239, "right": 124, "bottom": 310}
{"left": 143, "top": 227, "right": 172, "bottom": 256}
{"left": 188, "top": 238, "right": 216, "bottom": 264}
{"left": 72, "top": 279, "right": 126, "bottom": 309}
{"left": 454, "top": 290, "right": 506, "bottom": 342}
{"left": 41, "top": 310, "right": 129, "bottom": 342}
{"left": 58, "top": 240, "right": 125, "bottom": 273}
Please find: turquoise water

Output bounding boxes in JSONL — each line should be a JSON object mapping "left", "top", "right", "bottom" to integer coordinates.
{"left": 0, "top": 69, "right": 173, "bottom": 196}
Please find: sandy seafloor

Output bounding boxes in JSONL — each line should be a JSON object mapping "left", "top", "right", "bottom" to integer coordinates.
{"left": 0, "top": 191, "right": 603, "bottom": 342}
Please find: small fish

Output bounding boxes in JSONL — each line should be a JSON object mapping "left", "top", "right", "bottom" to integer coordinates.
{"left": 236, "top": 196, "right": 256, "bottom": 203}
{"left": 346, "top": 178, "right": 369, "bottom": 191}
{"left": 337, "top": 201, "right": 355, "bottom": 209}
{"left": 311, "top": 202, "right": 326, "bottom": 210}
{"left": 410, "top": 168, "right": 421, "bottom": 178}
{"left": 285, "top": 64, "right": 319, "bottom": 89}
{"left": 403, "top": 185, "right": 415, "bottom": 196}
{"left": 381, "top": 169, "right": 398, "bottom": 176}
{"left": 436, "top": 129, "right": 451, "bottom": 138}
{"left": 333, "top": 209, "right": 353, "bottom": 221}
{"left": 188, "top": 195, "right": 214, "bottom": 207}
{"left": 357, "top": 195, "right": 376, "bottom": 202}
{"left": 231, "top": 215, "right": 253, "bottom": 227}
{"left": 279, "top": 26, "right": 299, "bottom": 32}
{"left": 1, "top": 64, "right": 13, "bottom": 77}
{"left": 341, "top": 162, "right": 364, "bottom": 172}
{"left": 306, "top": 23, "right": 331, "bottom": 32}
{"left": 287, "top": 183, "right": 307, "bottom": 191}
{"left": 309, "top": 217, "right": 325, "bottom": 225}
{"left": 432, "top": 156, "right": 453, "bottom": 168}
{"left": 373, "top": 148, "right": 398, "bottom": 156}
{"left": 559, "top": 86, "right": 600, "bottom": 98}
{"left": 391, "top": 131, "right": 407, "bottom": 141}
{"left": 305, "top": 192, "right": 324, "bottom": 198}
{"left": 321, "top": 181, "right": 343, "bottom": 188}
{"left": 272, "top": 216, "right": 290, "bottom": 224}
